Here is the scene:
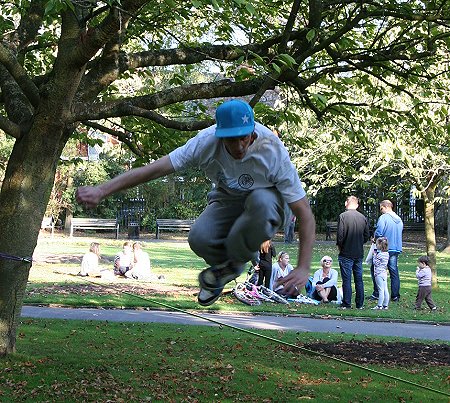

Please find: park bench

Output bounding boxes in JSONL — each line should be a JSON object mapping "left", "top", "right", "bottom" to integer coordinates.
{"left": 40, "top": 216, "right": 55, "bottom": 237}
{"left": 70, "top": 218, "right": 119, "bottom": 239}
{"left": 403, "top": 222, "right": 425, "bottom": 232}
{"left": 325, "top": 221, "right": 338, "bottom": 241}
{"left": 155, "top": 218, "right": 195, "bottom": 239}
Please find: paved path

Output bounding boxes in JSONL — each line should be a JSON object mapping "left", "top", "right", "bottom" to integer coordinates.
{"left": 21, "top": 306, "right": 449, "bottom": 342}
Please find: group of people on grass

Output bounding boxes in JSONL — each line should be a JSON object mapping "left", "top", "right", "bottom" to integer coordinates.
{"left": 251, "top": 246, "right": 339, "bottom": 303}
{"left": 335, "top": 196, "right": 436, "bottom": 311}
{"left": 75, "top": 99, "right": 436, "bottom": 311}
{"left": 253, "top": 196, "right": 436, "bottom": 311}
{"left": 78, "top": 241, "right": 164, "bottom": 282}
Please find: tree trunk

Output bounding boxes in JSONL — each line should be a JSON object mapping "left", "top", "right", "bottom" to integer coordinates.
{"left": 446, "top": 198, "right": 450, "bottom": 252}
{"left": 422, "top": 184, "right": 438, "bottom": 289}
{"left": 0, "top": 119, "right": 66, "bottom": 355}
{"left": 441, "top": 198, "right": 450, "bottom": 253}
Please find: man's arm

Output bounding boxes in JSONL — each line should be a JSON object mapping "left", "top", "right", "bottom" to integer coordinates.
{"left": 336, "top": 215, "right": 344, "bottom": 252}
{"left": 76, "top": 155, "right": 175, "bottom": 208}
{"left": 363, "top": 218, "right": 371, "bottom": 243}
{"left": 373, "top": 216, "right": 384, "bottom": 239}
{"left": 276, "top": 197, "right": 315, "bottom": 294}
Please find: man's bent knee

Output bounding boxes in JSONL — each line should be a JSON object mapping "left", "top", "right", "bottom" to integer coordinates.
{"left": 188, "top": 225, "right": 208, "bottom": 255}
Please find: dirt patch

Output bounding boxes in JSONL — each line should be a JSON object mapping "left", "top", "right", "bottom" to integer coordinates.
{"left": 26, "top": 281, "right": 195, "bottom": 298}
{"left": 300, "top": 340, "right": 450, "bottom": 367}
{"left": 33, "top": 253, "right": 114, "bottom": 265}
{"left": 33, "top": 253, "right": 84, "bottom": 264}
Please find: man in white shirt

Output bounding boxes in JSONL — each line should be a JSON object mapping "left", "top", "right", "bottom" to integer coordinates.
{"left": 76, "top": 99, "right": 315, "bottom": 306}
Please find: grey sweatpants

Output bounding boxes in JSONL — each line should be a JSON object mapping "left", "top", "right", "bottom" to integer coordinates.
{"left": 188, "top": 187, "right": 285, "bottom": 267}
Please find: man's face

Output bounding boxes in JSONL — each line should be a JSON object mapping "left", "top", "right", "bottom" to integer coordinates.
{"left": 223, "top": 133, "right": 256, "bottom": 160}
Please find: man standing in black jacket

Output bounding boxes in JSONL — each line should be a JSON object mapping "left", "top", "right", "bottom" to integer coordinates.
{"left": 337, "top": 196, "right": 370, "bottom": 309}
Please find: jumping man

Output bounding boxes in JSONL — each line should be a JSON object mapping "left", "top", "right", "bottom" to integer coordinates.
{"left": 75, "top": 99, "right": 315, "bottom": 305}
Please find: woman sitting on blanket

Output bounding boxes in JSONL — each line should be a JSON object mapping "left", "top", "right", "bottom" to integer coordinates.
{"left": 125, "top": 242, "right": 165, "bottom": 281}
{"left": 311, "top": 255, "right": 339, "bottom": 303}
{"left": 272, "top": 251, "right": 299, "bottom": 298}
{"left": 78, "top": 242, "right": 101, "bottom": 277}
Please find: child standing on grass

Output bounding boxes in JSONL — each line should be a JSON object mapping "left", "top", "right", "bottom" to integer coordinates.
{"left": 414, "top": 256, "right": 437, "bottom": 311}
{"left": 371, "top": 237, "right": 389, "bottom": 310}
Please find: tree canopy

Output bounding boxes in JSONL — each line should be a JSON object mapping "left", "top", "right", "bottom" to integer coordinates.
{"left": 2, "top": 0, "right": 450, "bottom": 150}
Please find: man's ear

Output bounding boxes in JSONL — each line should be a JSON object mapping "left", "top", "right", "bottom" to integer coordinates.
{"left": 250, "top": 132, "right": 257, "bottom": 144}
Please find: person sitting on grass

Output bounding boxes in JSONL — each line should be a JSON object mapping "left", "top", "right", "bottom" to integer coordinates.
{"left": 272, "top": 251, "right": 298, "bottom": 298}
{"left": 78, "top": 242, "right": 101, "bottom": 277}
{"left": 125, "top": 242, "right": 165, "bottom": 281}
{"left": 114, "top": 241, "right": 134, "bottom": 276}
{"left": 124, "top": 242, "right": 151, "bottom": 280}
{"left": 311, "top": 255, "right": 338, "bottom": 303}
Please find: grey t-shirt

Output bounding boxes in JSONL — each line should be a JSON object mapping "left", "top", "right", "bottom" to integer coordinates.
{"left": 169, "top": 122, "right": 306, "bottom": 204}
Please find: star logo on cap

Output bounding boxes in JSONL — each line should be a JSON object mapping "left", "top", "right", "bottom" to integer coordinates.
{"left": 242, "top": 114, "right": 249, "bottom": 124}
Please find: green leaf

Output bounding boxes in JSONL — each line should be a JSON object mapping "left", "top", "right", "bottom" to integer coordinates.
{"left": 245, "top": 3, "right": 256, "bottom": 14}
{"left": 306, "top": 28, "right": 316, "bottom": 42}
{"left": 277, "top": 53, "right": 297, "bottom": 68}
{"left": 311, "top": 93, "right": 327, "bottom": 107}
{"left": 272, "top": 63, "right": 281, "bottom": 73}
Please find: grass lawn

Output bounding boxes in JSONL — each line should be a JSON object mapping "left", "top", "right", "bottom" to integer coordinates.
{"left": 27, "top": 232, "right": 450, "bottom": 323}
{"left": 4, "top": 232, "right": 447, "bottom": 401}
{"left": 0, "top": 319, "right": 447, "bottom": 402}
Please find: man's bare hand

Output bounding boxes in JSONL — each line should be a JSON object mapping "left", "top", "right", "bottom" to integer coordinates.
{"left": 75, "top": 186, "right": 104, "bottom": 209}
{"left": 276, "top": 266, "right": 310, "bottom": 295}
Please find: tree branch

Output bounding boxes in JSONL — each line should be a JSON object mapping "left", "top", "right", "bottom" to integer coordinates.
{"left": 71, "top": 78, "right": 267, "bottom": 122}
{"left": 82, "top": 120, "right": 145, "bottom": 157}
{"left": 123, "top": 37, "right": 280, "bottom": 70}
{"left": 250, "top": 0, "right": 304, "bottom": 106}
{"left": 120, "top": 106, "right": 214, "bottom": 131}
{"left": 3, "top": 0, "right": 46, "bottom": 55}
{"left": 77, "top": 35, "right": 122, "bottom": 101}
{"left": 0, "top": 65, "right": 34, "bottom": 131}
{"left": 0, "top": 43, "right": 40, "bottom": 108}
{"left": 0, "top": 114, "right": 21, "bottom": 139}
{"left": 74, "top": 0, "right": 148, "bottom": 66}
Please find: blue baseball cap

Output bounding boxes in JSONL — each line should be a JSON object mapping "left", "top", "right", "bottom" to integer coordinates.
{"left": 215, "top": 99, "right": 255, "bottom": 138}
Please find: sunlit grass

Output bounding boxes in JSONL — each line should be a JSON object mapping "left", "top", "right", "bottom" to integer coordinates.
{"left": 0, "top": 319, "right": 446, "bottom": 402}
{"left": 27, "top": 234, "right": 450, "bottom": 322}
